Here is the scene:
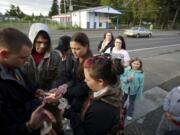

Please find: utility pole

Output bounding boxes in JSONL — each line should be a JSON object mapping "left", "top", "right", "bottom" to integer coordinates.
{"left": 69, "top": 0, "right": 73, "bottom": 26}
{"left": 69, "top": 0, "right": 73, "bottom": 11}
{"left": 64, "top": 0, "right": 66, "bottom": 15}
{"left": 64, "top": 0, "right": 67, "bottom": 29}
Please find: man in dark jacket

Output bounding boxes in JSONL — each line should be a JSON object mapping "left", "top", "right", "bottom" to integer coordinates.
{"left": 0, "top": 28, "right": 56, "bottom": 135}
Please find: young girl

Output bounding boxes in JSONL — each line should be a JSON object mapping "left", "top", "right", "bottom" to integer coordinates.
{"left": 120, "top": 57, "right": 144, "bottom": 120}
{"left": 62, "top": 55, "right": 122, "bottom": 135}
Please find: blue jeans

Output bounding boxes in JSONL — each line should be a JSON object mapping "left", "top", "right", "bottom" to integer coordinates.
{"left": 123, "top": 93, "right": 136, "bottom": 117}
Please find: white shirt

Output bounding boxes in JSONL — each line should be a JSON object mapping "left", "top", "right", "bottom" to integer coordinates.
{"left": 93, "top": 86, "right": 109, "bottom": 98}
{"left": 105, "top": 47, "right": 130, "bottom": 63}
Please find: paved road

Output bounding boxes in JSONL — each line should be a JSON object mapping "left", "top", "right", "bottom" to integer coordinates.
{"left": 50, "top": 29, "right": 180, "bottom": 53}
{"left": 130, "top": 44, "right": 180, "bottom": 90}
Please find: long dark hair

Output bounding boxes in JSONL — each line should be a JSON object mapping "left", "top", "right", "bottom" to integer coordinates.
{"left": 71, "top": 32, "right": 92, "bottom": 80}
{"left": 102, "top": 53, "right": 124, "bottom": 75}
{"left": 115, "top": 35, "right": 126, "bottom": 49}
{"left": 103, "top": 31, "right": 114, "bottom": 41}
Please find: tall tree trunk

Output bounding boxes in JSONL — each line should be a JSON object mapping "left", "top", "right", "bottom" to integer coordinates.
{"left": 170, "top": 6, "right": 180, "bottom": 29}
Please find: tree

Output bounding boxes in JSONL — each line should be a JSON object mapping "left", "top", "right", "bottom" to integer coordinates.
{"left": 73, "top": 0, "right": 101, "bottom": 11}
{"left": 5, "top": 4, "right": 25, "bottom": 18}
{"left": 49, "top": 0, "right": 59, "bottom": 17}
{"left": 170, "top": 0, "right": 180, "bottom": 29}
{"left": 155, "top": 0, "right": 180, "bottom": 29}
{"left": 100, "top": 0, "right": 159, "bottom": 26}
{"left": 171, "top": 6, "right": 180, "bottom": 29}
{"left": 59, "top": 0, "right": 100, "bottom": 13}
{"left": 60, "top": 0, "right": 69, "bottom": 13}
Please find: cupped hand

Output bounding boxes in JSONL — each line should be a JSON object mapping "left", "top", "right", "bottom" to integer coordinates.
{"left": 28, "top": 103, "right": 56, "bottom": 130}
{"left": 35, "top": 89, "right": 45, "bottom": 100}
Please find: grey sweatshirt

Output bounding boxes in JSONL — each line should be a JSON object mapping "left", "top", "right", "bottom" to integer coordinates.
{"left": 163, "top": 86, "right": 180, "bottom": 122}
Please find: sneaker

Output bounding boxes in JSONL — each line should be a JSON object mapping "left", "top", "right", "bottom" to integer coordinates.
{"left": 127, "top": 116, "right": 132, "bottom": 121}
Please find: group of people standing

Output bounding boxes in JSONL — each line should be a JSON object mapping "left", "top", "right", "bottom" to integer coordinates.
{"left": 0, "top": 23, "right": 146, "bottom": 135}
{"left": 98, "top": 31, "right": 180, "bottom": 135}
{"left": 98, "top": 31, "right": 144, "bottom": 121}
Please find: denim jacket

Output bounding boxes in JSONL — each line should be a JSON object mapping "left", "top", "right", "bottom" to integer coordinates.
{"left": 120, "top": 66, "right": 144, "bottom": 99}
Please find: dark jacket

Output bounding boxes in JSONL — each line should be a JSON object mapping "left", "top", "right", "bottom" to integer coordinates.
{"left": 0, "top": 65, "right": 41, "bottom": 135}
{"left": 22, "top": 23, "right": 60, "bottom": 91}
{"left": 23, "top": 51, "right": 60, "bottom": 90}
{"left": 53, "top": 50, "right": 73, "bottom": 86}
{"left": 97, "top": 40, "right": 114, "bottom": 53}
{"left": 64, "top": 54, "right": 90, "bottom": 113}
{"left": 65, "top": 86, "right": 121, "bottom": 135}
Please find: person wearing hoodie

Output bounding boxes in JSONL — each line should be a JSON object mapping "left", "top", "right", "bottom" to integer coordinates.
{"left": 23, "top": 23, "right": 60, "bottom": 91}
{"left": 22, "top": 23, "right": 63, "bottom": 134}
{"left": 60, "top": 55, "right": 122, "bottom": 135}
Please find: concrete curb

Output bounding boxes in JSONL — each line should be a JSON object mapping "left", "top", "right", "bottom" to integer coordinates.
{"left": 125, "top": 87, "right": 168, "bottom": 126}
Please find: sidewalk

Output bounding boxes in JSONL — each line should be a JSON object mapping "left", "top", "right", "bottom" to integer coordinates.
{"left": 124, "top": 87, "right": 167, "bottom": 135}
{"left": 125, "top": 87, "right": 167, "bottom": 126}
{"left": 124, "top": 76, "right": 180, "bottom": 135}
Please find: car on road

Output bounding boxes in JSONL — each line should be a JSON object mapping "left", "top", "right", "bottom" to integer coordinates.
{"left": 124, "top": 27, "right": 152, "bottom": 38}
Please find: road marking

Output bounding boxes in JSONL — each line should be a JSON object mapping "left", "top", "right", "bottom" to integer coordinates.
{"left": 129, "top": 44, "right": 180, "bottom": 52}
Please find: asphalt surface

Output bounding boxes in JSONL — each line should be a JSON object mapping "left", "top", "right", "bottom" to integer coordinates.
{"left": 124, "top": 76, "right": 180, "bottom": 135}
{"left": 125, "top": 106, "right": 164, "bottom": 135}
